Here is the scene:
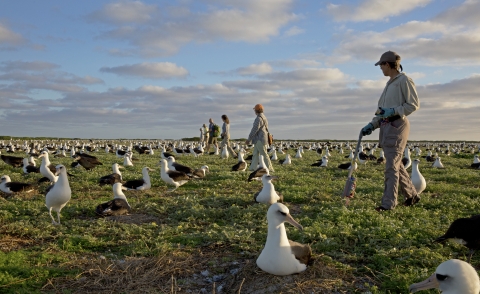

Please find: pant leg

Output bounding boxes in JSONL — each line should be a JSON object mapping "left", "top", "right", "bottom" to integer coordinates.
{"left": 255, "top": 143, "right": 274, "bottom": 172}
{"left": 249, "top": 144, "right": 260, "bottom": 171}
{"left": 380, "top": 117, "right": 412, "bottom": 209}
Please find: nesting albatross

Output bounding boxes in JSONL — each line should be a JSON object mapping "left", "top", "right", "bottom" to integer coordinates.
{"left": 256, "top": 202, "right": 312, "bottom": 275}
{"left": 96, "top": 182, "right": 131, "bottom": 216}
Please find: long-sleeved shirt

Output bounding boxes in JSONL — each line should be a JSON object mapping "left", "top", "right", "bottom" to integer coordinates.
{"left": 222, "top": 122, "right": 230, "bottom": 139}
{"left": 369, "top": 72, "right": 419, "bottom": 129}
{"left": 248, "top": 113, "right": 268, "bottom": 144}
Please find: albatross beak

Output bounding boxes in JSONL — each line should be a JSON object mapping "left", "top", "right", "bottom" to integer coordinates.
{"left": 409, "top": 273, "right": 439, "bottom": 293}
{"left": 285, "top": 213, "right": 303, "bottom": 230}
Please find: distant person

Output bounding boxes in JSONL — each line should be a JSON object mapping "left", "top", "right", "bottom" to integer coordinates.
{"left": 199, "top": 127, "right": 205, "bottom": 143}
{"left": 202, "top": 124, "right": 209, "bottom": 144}
{"left": 220, "top": 114, "right": 237, "bottom": 157}
{"left": 361, "top": 51, "right": 419, "bottom": 212}
{"left": 246, "top": 104, "right": 274, "bottom": 172}
{"left": 205, "top": 118, "right": 218, "bottom": 153}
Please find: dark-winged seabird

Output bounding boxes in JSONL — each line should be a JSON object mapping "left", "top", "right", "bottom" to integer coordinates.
{"left": 99, "top": 163, "right": 123, "bottom": 186}
{"left": 1, "top": 154, "right": 24, "bottom": 168}
{"left": 122, "top": 167, "right": 154, "bottom": 191}
{"left": 159, "top": 159, "right": 190, "bottom": 191}
{"left": 0, "top": 175, "right": 34, "bottom": 194}
{"left": 95, "top": 183, "right": 131, "bottom": 216}
{"left": 434, "top": 214, "right": 480, "bottom": 262}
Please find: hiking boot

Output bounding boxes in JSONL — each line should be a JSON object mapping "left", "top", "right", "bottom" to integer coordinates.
{"left": 404, "top": 195, "right": 421, "bottom": 206}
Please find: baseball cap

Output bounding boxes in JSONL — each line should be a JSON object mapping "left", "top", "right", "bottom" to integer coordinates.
{"left": 375, "top": 51, "right": 401, "bottom": 66}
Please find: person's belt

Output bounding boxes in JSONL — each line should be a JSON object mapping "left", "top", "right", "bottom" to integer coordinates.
{"left": 381, "top": 115, "right": 401, "bottom": 125}
{"left": 385, "top": 115, "right": 401, "bottom": 122}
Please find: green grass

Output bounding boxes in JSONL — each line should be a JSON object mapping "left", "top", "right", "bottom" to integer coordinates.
{"left": 0, "top": 141, "right": 479, "bottom": 293}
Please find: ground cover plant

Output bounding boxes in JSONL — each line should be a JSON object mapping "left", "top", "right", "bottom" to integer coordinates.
{"left": 0, "top": 139, "right": 479, "bottom": 293}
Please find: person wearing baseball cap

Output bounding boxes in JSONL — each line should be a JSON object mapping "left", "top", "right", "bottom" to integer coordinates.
{"left": 246, "top": 104, "right": 274, "bottom": 172}
{"left": 361, "top": 51, "right": 420, "bottom": 212}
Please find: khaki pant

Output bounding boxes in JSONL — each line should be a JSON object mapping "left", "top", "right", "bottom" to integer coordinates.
{"left": 220, "top": 137, "right": 237, "bottom": 157}
{"left": 379, "top": 117, "right": 417, "bottom": 209}
{"left": 249, "top": 143, "right": 274, "bottom": 172}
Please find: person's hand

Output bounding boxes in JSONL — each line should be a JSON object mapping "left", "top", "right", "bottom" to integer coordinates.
{"left": 361, "top": 123, "right": 374, "bottom": 136}
{"left": 375, "top": 107, "right": 395, "bottom": 118}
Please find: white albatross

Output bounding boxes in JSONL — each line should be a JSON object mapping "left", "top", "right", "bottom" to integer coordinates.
{"left": 411, "top": 159, "right": 426, "bottom": 195}
{"left": 253, "top": 174, "right": 283, "bottom": 204}
{"left": 45, "top": 165, "right": 71, "bottom": 225}
{"left": 256, "top": 202, "right": 312, "bottom": 275}
{"left": 409, "top": 259, "right": 480, "bottom": 293}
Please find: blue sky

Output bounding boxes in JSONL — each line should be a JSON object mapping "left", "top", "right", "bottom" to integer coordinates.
{"left": 1, "top": 0, "right": 479, "bottom": 140}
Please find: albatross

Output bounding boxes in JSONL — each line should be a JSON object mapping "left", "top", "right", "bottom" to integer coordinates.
{"left": 122, "top": 167, "right": 154, "bottom": 190}
{"left": 247, "top": 155, "right": 269, "bottom": 182}
{"left": 434, "top": 214, "right": 480, "bottom": 262}
{"left": 45, "top": 165, "right": 71, "bottom": 225}
{"left": 95, "top": 182, "right": 131, "bottom": 216}
{"left": 256, "top": 203, "right": 312, "bottom": 275}
{"left": 159, "top": 159, "right": 191, "bottom": 191}
{"left": 231, "top": 149, "right": 247, "bottom": 172}
{"left": 0, "top": 175, "right": 34, "bottom": 194}
{"left": 409, "top": 259, "right": 480, "bottom": 293}
{"left": 99, "top": 163, "right": 123, "bottom": 186}
{"left": 38, "top": 151, "right": 58, "bottom": 183}
{"left": 253, "top": 174, "right": 283, "bottom": 204}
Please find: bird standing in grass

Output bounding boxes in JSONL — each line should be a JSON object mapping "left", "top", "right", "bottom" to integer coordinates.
{"left": 38, "top": 151, "right": 58, "bottom": 183}
{"left": 433, "top": 157, "right": 444, "bottom": 168}
{"left": 159, "top": 159, "right": 190, "bottom": 192}
{"left": 410, "top": 159, "right": 426, "bottom": 195}
{"left": 253, "top": 174, "right": 283, "bottom": 204}
{"left": 45, "top": 165, "right": 71, "bottom": 225}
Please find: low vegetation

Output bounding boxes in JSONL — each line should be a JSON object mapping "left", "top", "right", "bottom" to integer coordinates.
{"left": 0, "top": 139, "right": 479, "bottom": 293}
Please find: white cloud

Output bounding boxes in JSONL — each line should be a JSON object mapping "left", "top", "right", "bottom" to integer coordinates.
{"left": 236, "top": 62, "right": 273, "bottom": 75}
{"left": 327, "top": 0, "right": 432, "bottom": 22}
{"left": 91, "top": 0, "right": 298, "bottom": 57}
{"left": 0, "top": 60, "right": 59, "bottom": 71}
{"left": 0, "top": 22, "right": 25, "bottom": 46}
{"left": 326, "top": 1, "right": 480, "bottom": 66}
{"left": 284, "top": 26, "right": 305, "bottom": 37}
{"left": 1, "top": 64, "right": 479, "bottom": 140}
{"left": 88, "top": 1, "right": 157, "bottom": 24}
{"left": 100, "top": 62, "right": 189, "bottom": 79}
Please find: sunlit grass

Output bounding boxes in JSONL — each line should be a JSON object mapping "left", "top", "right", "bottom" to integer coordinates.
{"left": 0, "top": 140, "right": 479, "bottom": 293}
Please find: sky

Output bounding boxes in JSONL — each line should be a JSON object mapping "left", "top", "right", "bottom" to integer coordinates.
{"left": 0, "top": 0, "right": 479, "bottom": 141}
